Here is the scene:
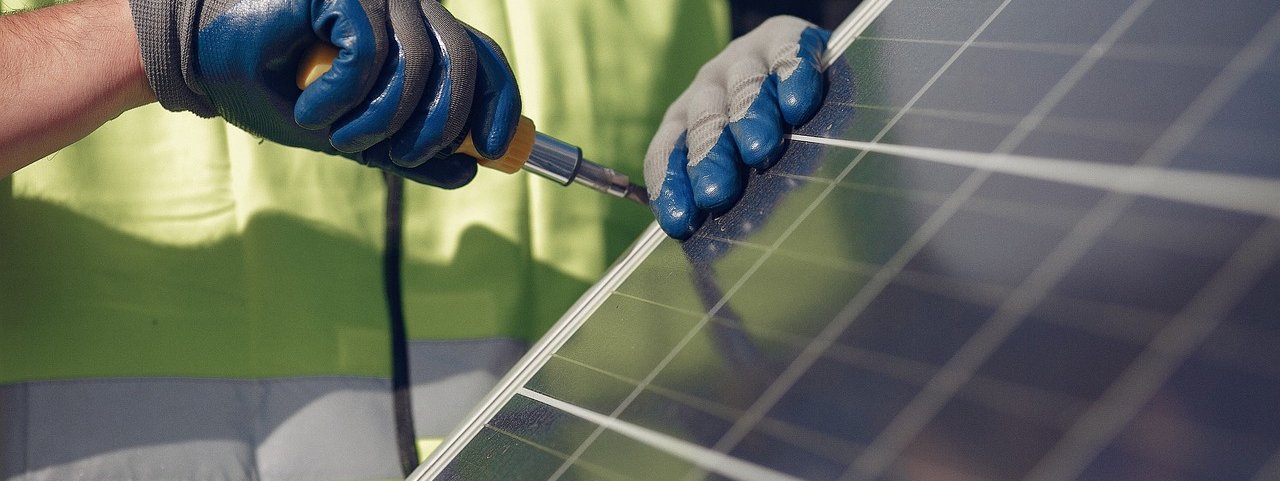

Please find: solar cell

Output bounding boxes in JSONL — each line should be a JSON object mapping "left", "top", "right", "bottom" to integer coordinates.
{"left": 410, "top": 1, "right": 1280, "bottom": 480}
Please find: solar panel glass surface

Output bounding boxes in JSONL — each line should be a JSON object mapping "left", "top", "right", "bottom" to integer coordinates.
{"left": 412, "top": 1, "right": 1280, "bottom": 480}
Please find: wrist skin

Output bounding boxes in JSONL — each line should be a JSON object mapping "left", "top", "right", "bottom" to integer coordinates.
{"left": 0, "top": 0, "right": 155, "bottom": 177}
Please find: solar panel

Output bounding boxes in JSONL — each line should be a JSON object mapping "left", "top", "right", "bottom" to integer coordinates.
{"left": 410, "top": 1, "right": 1280, "bottom": 479}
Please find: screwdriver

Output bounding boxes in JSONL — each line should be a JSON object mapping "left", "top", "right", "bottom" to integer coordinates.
{"left": 298, "top": 45, "right": 650, "bottom": 206}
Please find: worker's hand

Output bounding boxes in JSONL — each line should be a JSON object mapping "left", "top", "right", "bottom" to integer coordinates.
{"left": 127, "top": 0, "right": 520, "bottom": 188}
{"left": 644, "top": 17, "right": 829, "bottom": 239}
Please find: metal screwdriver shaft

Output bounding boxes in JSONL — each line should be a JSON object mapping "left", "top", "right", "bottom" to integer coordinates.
{"left": 299, "top": 44, "right": 649, "bottom": 206}
{"left": 521, "top": 132, "right": 649, "bottom": 205}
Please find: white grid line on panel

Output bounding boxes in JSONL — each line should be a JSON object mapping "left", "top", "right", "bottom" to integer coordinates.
{"left": 539, "top": 3, "right": 917, "bottom": 480}
{"left": 847, "top": 2, "right": 1280, "bottom": 479}
{"left": 696, "top": 2, "right": 1022, "bottom": 478}
{"left": 1022, "top": 9, "right": 1280, "bottom": 479}
{"left": 521, "top": 388, "right": 806, "bottom": 481}
{"left": 789, "top": 135, "right": 1280, "bottom": 218}
{"left": 1024, "top": 219, "right": 1280, "bottom": 481}
{"left": 1251, "top": 447, "right": 1280, "bottom": 481}
{"left": 418, "top": 1, "right": 1280, "bottom": 479}
{"left": 835, "top": 0, "right": 1159, "bottom": 478}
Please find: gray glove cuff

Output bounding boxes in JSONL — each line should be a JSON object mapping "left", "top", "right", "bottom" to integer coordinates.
{"left": 128, "top": 0, "right": 217, "bottom": 117}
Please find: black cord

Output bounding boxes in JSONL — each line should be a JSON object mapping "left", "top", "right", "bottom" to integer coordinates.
{"left": 382, "top": 172, "right": 420, "bottom": 476}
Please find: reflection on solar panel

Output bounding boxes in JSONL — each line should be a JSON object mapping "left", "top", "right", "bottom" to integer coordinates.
{"left": 411, "top": 1, "right": 1280, "bottom": 479}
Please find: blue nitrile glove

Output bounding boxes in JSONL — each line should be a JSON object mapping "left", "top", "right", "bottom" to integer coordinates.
{"left": 128, "top": 0, "right": 521, "bottom": 188}
{"left": 644, "top": 17, "right": 829, "bottom": 239}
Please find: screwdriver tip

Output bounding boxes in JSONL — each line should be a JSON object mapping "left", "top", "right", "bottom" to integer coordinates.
{"left": 624, "top": 184, "right": 650, "bottom": 206}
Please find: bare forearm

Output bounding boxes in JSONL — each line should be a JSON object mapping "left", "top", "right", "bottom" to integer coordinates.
{"left": 0, "top": 0, "right": 155, "bottom": 177}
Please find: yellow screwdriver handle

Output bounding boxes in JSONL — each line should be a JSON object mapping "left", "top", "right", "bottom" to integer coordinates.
{"left": 297, "top": 44, "right": 534, "bottom": 174}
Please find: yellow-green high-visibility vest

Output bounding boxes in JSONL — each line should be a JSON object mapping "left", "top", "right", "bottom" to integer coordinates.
{"left": 0, "top": 1, "right": 729, "bottom": 479}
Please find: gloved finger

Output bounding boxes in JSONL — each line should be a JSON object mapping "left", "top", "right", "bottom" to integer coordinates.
{"left": 648, "top": 131, "right": 707, "bottom": 240}
{"left": 685, "top": 86, "right": 746, "bottom": 212}
{"left": 463, "top": 28, "right": 521, "bottom": 159}
{"left": 326, "top": 2, "right": 434, "bottom": 152}
{"left": 643, "top": 117, "right": 684, "bottom": 201}
{"left": 773, "top": 26, "right": 829, "bottom": 125}
{"left": 361, "top": 146, "right": 479, "bottom": 189}
{"left": 295, "top": 0, "right": 390, "bottom": 129}
{"left": 387, "top": 2, "right": 476, "bottom": 168}
{"left": 727, "top": 56, "right": 786, "bottom": 169}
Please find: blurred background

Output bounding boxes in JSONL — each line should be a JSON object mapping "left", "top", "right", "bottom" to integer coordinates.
{"left": 730, "top": 0, "right": 862, "bottom": 36}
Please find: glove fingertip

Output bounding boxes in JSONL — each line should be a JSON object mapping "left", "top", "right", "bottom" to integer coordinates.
{"left": 657, "top": 206, "right": 704, "bottom": 241}
{"left": 423, "top": 154, "right": 480, "bottom": 189}
{"left": 778, "top": 67, "right": 824, "bottom": 125}
{"left": 295, "top": 86, "right": 334, "bottom": 130}
{"left": 468, "top": 29, "right": 523, "bottom": 159}
{"left": 730, "top": 120, "right": 786, "bottom": 169}
{"left": 329, "top": 128, "right": 382, "bottom": 154}
{"left": 390, "top": 153, "right": 479, "bottom": 188}
{"left": 387, "top": 121, "right": 446, "bottom": 168}
{"left": 471, "top": 80, "right": 521, "bottom": 159}
{"left": 653, "top": 135, "right": 705, "bottom": 240}
{"left": 731, "top": 80, "right": 786, "bottom": 168}
{"left": 690, "top": 131, "right": 746, "bottom": 212}
{"left": 655, "top": 188, "right": 705, "bottom": 241}
{"left": 476, "top": 122, "right": 517, "bottom": 160}
{"left": 777, "top": 27, "right": 830, "bottom": 125}
{"left": 802, "top": 26, "right": 832, "bottom": 51}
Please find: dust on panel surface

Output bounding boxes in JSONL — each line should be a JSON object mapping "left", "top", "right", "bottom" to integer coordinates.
{"left": 431, "top": 1, "right": 1280, "bottom": 480}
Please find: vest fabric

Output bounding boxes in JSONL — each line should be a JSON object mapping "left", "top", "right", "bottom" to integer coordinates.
{"left": 0, "top": 1, "right": 729, "bottom": 479}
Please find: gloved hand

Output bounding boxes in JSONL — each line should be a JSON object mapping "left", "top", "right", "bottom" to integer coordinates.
{"left": 128, "top": 0, "right": 520, "bottom": 188}
{"left": 644, "top": 17, "right": 829, "bottom": 239}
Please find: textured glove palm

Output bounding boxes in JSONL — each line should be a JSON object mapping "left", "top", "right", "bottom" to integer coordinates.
{"left": 645, "top": 17, "right": 829, "bottom": 239}
{"left": 128, "top": 0, "right": 520, "bottom": 188}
